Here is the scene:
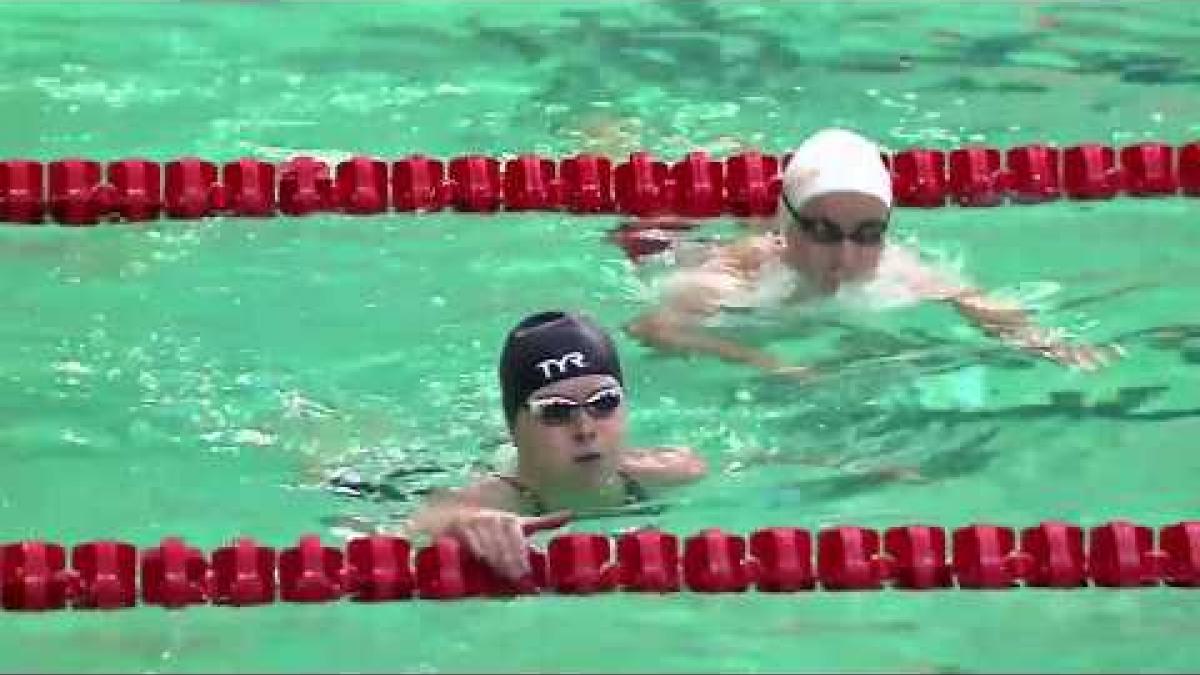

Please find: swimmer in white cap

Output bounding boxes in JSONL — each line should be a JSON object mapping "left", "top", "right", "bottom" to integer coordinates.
{"left": 628, "top": 128, "right": 1119, "bottom": 375}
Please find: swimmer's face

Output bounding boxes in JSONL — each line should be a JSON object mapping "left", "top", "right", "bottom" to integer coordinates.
{"left": 512, "top": 374, "right": 626, "bottom": 488}
{"left": 782, "top": 191, "right": 889, "bottom": 293}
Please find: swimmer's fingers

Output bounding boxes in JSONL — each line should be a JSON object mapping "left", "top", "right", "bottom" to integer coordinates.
{"left": 520, "top": 510, "right": 573, "bottom": 535}
{"left": 766, "top": 364, "right": 821, "bottom": 383}
{"left": 1040, "top": 343, "right": 1089, "bottom": 369}
{"left": 1081, "top": 343, "right": 1125, "bottom": 371}
{"left": 1067, "top": 345, "right": 1105, "bottom": 371}
{"left": 495, "top": 518, "right": 533, "bottom": 582}
{"left": 773, "top": 365, "right": 817, "bottom": 378}
{"left": 456, "top": 523, "right": 491, "bottom": 569}
{"left": 475, "top": 511, "right": 573, "bottom": 582}
{"left": 454, "top": 512, "right": 533, "bottom": 581}
{"left": 1046, "top": 342, "right": 1124, "bottom": 372}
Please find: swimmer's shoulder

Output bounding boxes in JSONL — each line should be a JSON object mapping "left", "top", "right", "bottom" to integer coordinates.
{"left": 425, "top": 475, "right": 526, "bottom": 513}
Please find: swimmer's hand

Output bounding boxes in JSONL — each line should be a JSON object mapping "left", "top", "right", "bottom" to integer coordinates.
{"left": 768, "top": 364, "right": 820, "bottom": 381}
{"left": 446, "top": 509, "right": 572, "bottom": 582}
{"left": 620, "top": 446, "right": 709, "bottom": 486}
{"left": 950, "top": 291, "right": 1123, "bottom": 372}
{"left": 1007, "top": 327, "right": 1125, "bottom": 372}
{"left": 753, "top": 354, "right": 819, "bottom": 382}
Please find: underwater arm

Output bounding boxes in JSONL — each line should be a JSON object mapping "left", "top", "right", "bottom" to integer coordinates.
{"left": 625, "top": 256, "right": 815, "bottom": 378}
{"left": 947, "top": 289, "right": 1119, "bottom": 371}
{"left": 626, "top": 309, "right": 796, "bottom": 372}
{"left": 895, "top": 248, "right": 1119, "bottom": 371}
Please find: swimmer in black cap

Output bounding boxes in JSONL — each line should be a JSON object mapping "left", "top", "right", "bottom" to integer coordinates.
{"left": 407, "top": 310, "right": 708, "bottom": 582}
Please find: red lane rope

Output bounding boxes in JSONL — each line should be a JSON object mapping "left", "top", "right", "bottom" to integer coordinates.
{"left": 1, "top": 142, "right": 1198, "bottom": 226}
{"left": 3, "top": 520, "right": 1197, "bottom": 609}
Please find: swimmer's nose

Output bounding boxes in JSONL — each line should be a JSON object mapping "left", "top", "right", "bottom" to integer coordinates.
{"left": 840, "top": 239, "right": 858, "bottom": 256}
{"left": 569, "top": 411, "right": 597, "bottom": 443}
{"left": 837, "top": 240, "right": 860, "bottom": 267}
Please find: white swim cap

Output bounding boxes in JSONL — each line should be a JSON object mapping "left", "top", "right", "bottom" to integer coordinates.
{"left": 780, "top": 128, "right": 893, "bottom": 213}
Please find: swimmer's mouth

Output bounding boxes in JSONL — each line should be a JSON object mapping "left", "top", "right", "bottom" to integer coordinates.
{"left": 574, "top": 451, "right": 604, "bottom": 463}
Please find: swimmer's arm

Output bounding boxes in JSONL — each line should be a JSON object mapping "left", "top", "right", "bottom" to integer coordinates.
{"left": 626, "top": 308, "right": 790, "bottom": 372}
{"left": 896, "top": 252, "right": 1054, "bottom": 347}
{"left": 945, "top": 286, "right": 1080, "bottom": 351}
{"left": 946, "top": 289, "right": 1035, "bottom": 337}
{"left": 944, "top": 288, "right": 1117, "bottom": 370}
{"left": 401, "top": 478, "right": 523, "bottom": 540}
{"left": 626, "top": 251, "right": 799, "bottom": 373}
{"left": 619, "top": 446, "right": 709, "bottom": 488}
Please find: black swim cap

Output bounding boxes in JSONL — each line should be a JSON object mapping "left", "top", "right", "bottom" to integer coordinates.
{"left": 498, "top": 311, "right": 623, "bottom": 427}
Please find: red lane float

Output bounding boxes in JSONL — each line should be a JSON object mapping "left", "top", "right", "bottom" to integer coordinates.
{"left": 279, "top": 156, "right": 334, "bottom": 216}
{"left": 2, "top": 141, "right": 1198, "bottom": 225}
{"left": 2, "top": 520, "right": 1197, "bottom": 610}
{"left": 108, "top": 159, "right": 163, "bottom": 221}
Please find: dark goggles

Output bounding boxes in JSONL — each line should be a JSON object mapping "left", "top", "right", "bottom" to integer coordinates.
{"left": 781, "top": 191, "right": 888, "bottom": 245}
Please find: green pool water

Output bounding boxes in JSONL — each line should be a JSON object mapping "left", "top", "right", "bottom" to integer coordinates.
{"left": 1, "top": 2, "right": 1198, "bottom": 673}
